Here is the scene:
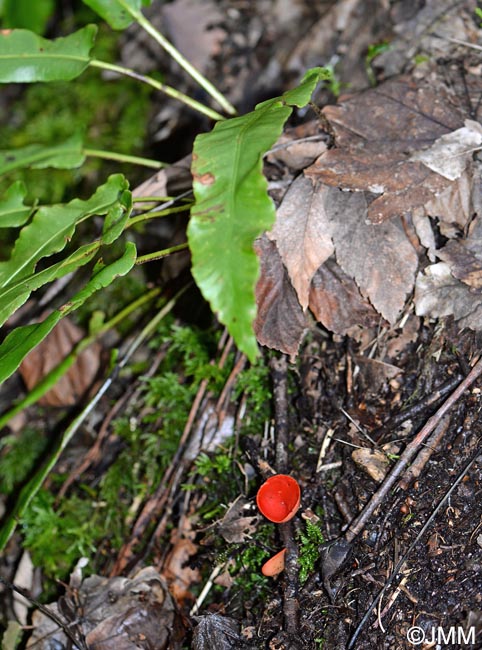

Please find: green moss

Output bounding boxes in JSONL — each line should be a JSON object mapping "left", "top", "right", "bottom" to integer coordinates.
{"left": 297, "top": 519, "right": 324, "bottom": 584}
{"left": 21, "top": 489, "right": 104, "bottom": 578}
{"left": 0, "top": 428, "right": 47, "bottom": 494}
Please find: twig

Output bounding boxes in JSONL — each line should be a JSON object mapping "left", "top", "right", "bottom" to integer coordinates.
{"left": 398, "top": 415, "right": 451, "bottom": 490}
{"left": 270, "top": 356, "right": 290, "bottom": 474}
{"left": 371, "top": 374, "right": 462, "bottom": 442}
{"left": 0, "top": 576, "right": 86, "bottom": 650}
{"left": 270, "top": 355, "right": 299, "bottom": 638}
{"left": 189, "top": 563, "right": 225, "bottom": 616}
{"left": 345, "top": 356, "right": 482, "bottom": 544}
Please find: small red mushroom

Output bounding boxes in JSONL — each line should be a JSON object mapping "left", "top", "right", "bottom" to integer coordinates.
{"left": 261, "top": 548, "right": 287, "bottom": 577}
{"left": 256, "top": 474, "right": 301, "bottom": 523}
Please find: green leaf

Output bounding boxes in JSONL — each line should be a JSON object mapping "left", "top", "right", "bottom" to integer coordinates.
{"left": 102, "top": 188, "right": 132, "bottom": 244}
{"left": 188, "top": 68, "right": 329, "bottom": 361}
{"left": 0, "top": 25, "right": 97, "bottom": 83}
{"left": 0, "top": 174, "right": 127, "bottom": 287}
{"left": 82, "top": 0, "right": 145, "bottom": 30}
{"left": 0, "top": 174, "right": 129, "bottom": 325}
{"left": 0, "top": 242, "right": 99, "bottom": 327}
{"left": 0, "top": 241, "right": 136, "bottom": 386}
{"left": 188, "top": 103, "right": 290, "bottom": 361}
{"left": 281, "top": 66, "right": 334, "bottom": 107}
{"left": 3, "top": 0, "right": 55, "bottom": 34}
{"left": 0, "top": 181, "right": 32, "bottom": 227}
{"left": 0, "top": 133, "right": 85, "bottom": 175}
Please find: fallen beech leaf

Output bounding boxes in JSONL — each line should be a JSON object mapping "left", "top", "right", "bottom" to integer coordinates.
{"left": 268, "top": 175, "right": 334, "bottom": 310}
{"left": 326, "top": 189, "right": 418, "bottom": 324}
{"left": 254, "top": 234, "right": 308, "bottom": 355}
{"left": 19, "top": 317, "right": 101, "bottom": 407}
{"left": 305, "top": 75, "right": 466, "bottom": 223}
{"left": 309, "top": 258, "right": 380, "bottom": 334}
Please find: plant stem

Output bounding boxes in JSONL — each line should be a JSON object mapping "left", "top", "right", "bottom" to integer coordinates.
{"left": 83, "top": 148, "right": 166, "bottom": 169}
{"left": 128, "top": 7, "right": 237, "bottom": 117}
{"left": 135, "top": 242, "right": 189, "bottom": 264}
{"left": 128, "top": 204, "right": 190, "bottom": 228}
{"left": 89, "top": 59, "right": 225, "bottom": 122}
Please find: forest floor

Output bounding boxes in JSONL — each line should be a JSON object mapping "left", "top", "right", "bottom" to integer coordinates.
{"left": 1, "top": 1, "right": 482, "bottom": 649}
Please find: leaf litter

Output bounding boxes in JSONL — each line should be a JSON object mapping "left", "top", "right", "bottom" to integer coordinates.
{"left": 256, "top": 70, "right": 482, "bottom": 355}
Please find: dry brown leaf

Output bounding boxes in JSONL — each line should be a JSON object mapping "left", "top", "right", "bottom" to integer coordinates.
{"left": 354, "top": 356, "right": 403, "bottom": 392}
{"left": 325, "top": 189, "right": 418, "bottom": 324}
{"left": 415, "top": 213, "right": 482, "bottom": 329}
{"left": 217, "top": 497, "right": 258, "bottom": 544}
{"left": 163, "top": 537, "right": 201, "bottom": 603}
{"left": 254, "top": 234, "right": 309, "bottom": 356}
{"left": 267, "top": 120, "right": 327, "bottom": 171}
{"left": 268, "top": 175, "right": 334, "bottom": 310}
{"left": 305, "top": 75, "right": 466, "bottom": 223}
{"left": 18, "top": 317, "right": 101, "bottom": 407}
{"left": 164, "top": 514, "right": 201, "bottom": 604}
{"left": 28, "top": 567, "right": 184, "bottom": 650}
{"left": 192, "top": 614, "right": 241, "bottom": 650}
{"left": 410, "top": 119, "right": 482, "bottom": 181}
{"left": 309, "top": 258, "right": 380, "bottom": 335}
{"left": 415, "top": 262, "right": 482, "bottom": 330}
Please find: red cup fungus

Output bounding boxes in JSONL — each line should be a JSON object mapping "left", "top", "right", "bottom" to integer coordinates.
{"left": 256, "top": 474, "right": 301, "bottom": 523}
{"left": 261, "top": 548, "right": 287, "bottom": 577}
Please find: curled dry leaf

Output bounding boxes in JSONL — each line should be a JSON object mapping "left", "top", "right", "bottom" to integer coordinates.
{"left": 27, "top": 567, "right": 184, "bottom": 650}
{"left": 410, "top": 119, "right": 482, "bottom": 182}
{"left": 254, "top": 234, "right": 308, "bottom": 356}
{"left": 192, "top": 614, "right": 242, "bottom": 650}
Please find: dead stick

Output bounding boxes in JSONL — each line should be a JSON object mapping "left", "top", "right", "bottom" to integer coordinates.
{"left": 270, "top": 356, "right": 289, "bottom": 474}
{"left": 398, "top": 415, "right": 451, "bottom": 490}
{"left": 270, "top": 355, "right": 299, "bottom": 637}
{"left": 345, "top": 355, "right": 482, "bottom": 543}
